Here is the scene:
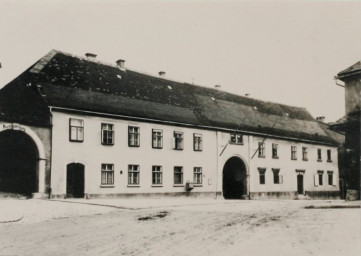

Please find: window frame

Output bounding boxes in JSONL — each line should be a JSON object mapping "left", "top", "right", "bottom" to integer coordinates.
{"left": 173, "top": 131, "right": 184, "bottom": 150}
{"left": 291, "top": 146, "right": 297, "bottom": 160}
{"left": 128, "top": 126, "right": 140, "bottom": 147}
{"left": 258, "top": 168, "right": 266, "bottom": 184}
{"left": 318, "top": 170, "right": 324, "bottom": 186}
{"left": 152, "top": 166, "right": 163, "bottom": 186}
{"left": 272, "top": 143, "right": 279, "bottom": 159}
{"left": 302, "top": 147, "right": 308, "bottom": 161}
{"left": 101, "top": 123, "right": 114, "bottom": 145}
{"left": 128, "top": 165, "right": 140, "bottom": 185}
{"left": 193, "top": 167, "right": 203, "bottom": 185}
{"left": 317, "top": 148, "right": 322, "bottom": 162}
{"left": 152, "top": 129, "right": 163, "bottom": 149}
{"left": 258, "top": 142, "right": 265, "bottom": 158}
{"left": 174, "top": 166, "right": 183, "bottom": 185}
{"left": 272, "top": 168, "right": 281, "bottom": 184}
{"left": 230, "top": 133, "right": 243, "bottom": 145}
{"left": 69, "top": 118, "right": 84, "bottom": 142}
{"left": 327, "top": 171, "right": 333, "bottom": 186}
{"left": 193, "top": 133, "right": 203, "bottom": 151}
{"left": 101, "top": 163, "right": 114, "bottom": 185}
{"left": 327, "top": 149, "right": 332, "bottom": 162}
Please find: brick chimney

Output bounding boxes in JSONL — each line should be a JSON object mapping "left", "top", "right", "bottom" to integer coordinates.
{"left": 116, "top": 59, "right": 126, "bottom": 71}
{"left": 159, "top": 71, "right": 166, "bottom": 78}
{"left": 316, "top": 116, "right": 325, "bottom": 122}
{"left": 85, "top": 53, "right": 97, "bottom": 59}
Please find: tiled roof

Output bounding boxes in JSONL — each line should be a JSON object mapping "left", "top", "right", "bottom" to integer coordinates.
{"left": 0, "top": 50, "right": 339, "bottom": 145}
{"left": 337, "top": 61, "right": 361, "bottom": 80}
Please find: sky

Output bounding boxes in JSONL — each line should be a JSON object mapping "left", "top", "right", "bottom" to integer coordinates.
{"left": 0, "top": 0, "right": 360, "bottom": 122}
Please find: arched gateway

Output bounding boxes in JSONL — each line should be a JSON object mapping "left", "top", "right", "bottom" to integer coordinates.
{"left": 223, "top": 157, "right": 248, "bottom": 199}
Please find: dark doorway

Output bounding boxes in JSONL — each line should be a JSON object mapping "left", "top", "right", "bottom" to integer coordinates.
{"left": 223, "top": 157, "right": 247, "bottom": 199}
{"left": 297, "top": 174, "right": 304, "bottom": 194}
{"left": 66, "top": 163, "right": 84, "bottom": 198}
{"left": 0, "top": 130, "right": 39, "bottom": 196}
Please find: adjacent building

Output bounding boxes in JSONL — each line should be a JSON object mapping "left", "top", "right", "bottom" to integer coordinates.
{"left": 0, "top": 50, "right": 341, "bottom": 199}
{"left": 331, "top": 61, "right": 361, "bottom": 200}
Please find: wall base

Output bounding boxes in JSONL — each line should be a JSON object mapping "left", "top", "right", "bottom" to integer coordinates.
{"left": 305, "top": 190, "right": 340, "bottom": 200}
{"left": 250, "top": 191, "right": 298, "bottom": 200}
{"left": 32, "top": 192, "right": 48, "bottom": 199}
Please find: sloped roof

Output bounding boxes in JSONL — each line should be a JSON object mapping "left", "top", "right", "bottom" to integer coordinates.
{"left": 0, "top": 50, "right": 338, "bottom": 145}
{"left": 337, "top": 61, "right": 361, "bottom": 80}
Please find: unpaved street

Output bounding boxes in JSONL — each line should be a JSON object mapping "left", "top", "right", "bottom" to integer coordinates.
{"left": 0, "top": 199, "right": 360, "bottom": 256}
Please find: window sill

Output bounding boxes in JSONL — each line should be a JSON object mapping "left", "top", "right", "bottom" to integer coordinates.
{"left": 193, "top": 150, "right": 203, "bottom": 152}
{"left": 302, "top": 159, "right": 308, "bottom": 161}
{"left": 317, "top": 159, "right": 322, "bottom": 162}
{"left": 194, "top": 184, "right": 203, "bottom": 187}
{"left": 69, "top": 140, "right": 84, "bottom": 143}
{"left": 258, "top": 155, "right": 265, "bottom": 158}
{"left": 100, "top": 185, "right": 114, "bottom": 188}
{"left": 173, "top": 184, "right": 184, "bottom": 187}
{"left": 272, "top": 156, "right": 279, "bottom": 159}
{"left": 229, "top": 143, "right": 244, "bottom": 146}
{"left": 128, "top": 145, "right": 140, "bottom": 148}
{"left": 327, "top": 160, "right": 332, "bottom": 163}
{"left": 152, "top": 147, "right": 163, "bottom": 149}
{"left": 151, "top": 185, "right": 163, "bottom": 187}
{"left": 101, "top": 143, "right": 114, "bottom": 146}
{"left": 127, "top": 184, "right": 140, "bottom": 187}
{"left": 173, "top": 148, "right": 184, "bottom": 151}
{"left": 291, "top": 158, "right": 297, "bottom": 161}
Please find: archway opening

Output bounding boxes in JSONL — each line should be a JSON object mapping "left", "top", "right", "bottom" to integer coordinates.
{"left": 0, "top": 130, "right": 39, "bottom": 196}
{"left": 223, "top": 157, "right": 247, "bottom": 199}
{"left": 66, "top": 163, "right": 85, "bottom": 198}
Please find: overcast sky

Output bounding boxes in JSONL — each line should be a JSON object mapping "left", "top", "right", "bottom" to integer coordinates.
{"left": 0, "top": 0, "right": 360, "bottom": 122}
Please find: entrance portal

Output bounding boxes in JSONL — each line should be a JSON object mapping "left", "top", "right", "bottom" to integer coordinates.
{"left": 0, "top": 130, "right": 39, "bottom": 196}
{"left": 223, "top": 157, "right": 247, "bottom": 199}
{"left": 66, "top": 163, "right": 84, "bottom": 198}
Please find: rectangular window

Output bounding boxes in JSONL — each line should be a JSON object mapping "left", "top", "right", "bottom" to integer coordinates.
{"left": 101, "top": 123, "right": 114, "bottom": 145}
{"left": 194, "top": 167, "right": 202, "bottom": 184}
{"left": 128, "top": 126, "right": 140, "bottom": 147}
{"left": 291, "top": 146, "right": 297, "bottom": 160}
{"left": 272, "top": 169, "right": 281, "bottom": 184}
{"left": 173, "top": 132, "right": 184, "bottom": 150}
{"left": 101, "top": 164, "right": 114, "bottom": 185}
{"left": 230, "top": 133, "right": 243, "bottom": 144}
{"left": 318, "top": 171, "right": 323, "bottom": 186}
{"left": 317, "top": 148, "right": 322, "bottom": 161}
{"left": 258, "top": 142, "right": 265, "bottom": 157}
{"left": 272, "top": 144, "right": 278, "bottom": 158}
{"left": 174, "top": 166, "right": 183, "bottom": 184}
{"left": 258, "top": 168, "right": 266, "bottom": 184}
{"left": 152, "top": 129, "right": 163, "bottom": 149}
{"left": 128, "top": 165, "right": 140, "bottom": 185}
{"left": 327, "top": 150, "right": 332, "bottom": 162}
{"left": 328, "top": 171, "right": 333, "bottom": 185}
{"left": 302, "top": 147, "right": 308, "bottom": 161}
{"left": 193, "top": 134, "right": 203, "bottom": 151}
{"left": 152, "top": 166, "right": 162, "bottom": 185}
{"left": 69, "top": 118, "right": 84, "bottom": 142}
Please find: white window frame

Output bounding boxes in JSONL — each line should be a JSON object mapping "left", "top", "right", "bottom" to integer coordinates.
{"left": 101, "top": 164, "right": 114, "bottom": 185}
{"left": 128, "top": 126, "right": 140, "bottom": 147}
{"left": 152, "top": 166, "right": 162, "bottom": 185}
{"left": 193, "top": 167, "right": 202, "bottom": 185}
{"left": 302, "top": 147, "right": 308, "bottom": 161}
{"left": 230, "top": 133, "right": 243, "bottom": 145}
{"left": 193, "top": 133, "right": 203, "bottom": 151}
{"left": 174, "top": 166, "right": 183, "bottom": 185}
{"left": 272, "top": 168, "right": 282, "bottom": 184}
{"left": 258, "top": 168, "right": 266, "bottom": 184}
{"left": 291, "top": 146, "right": 297, "bottom": 160}
{"left": 69, "top": 118, "right": 84, "bottom": 142}
{"left": 272, "top": 144, "right": 278, "bottom": 159}
{"left": 173, "top": 132, "right": 184, "bottom": 150}
{"left": 152, "top": 129, "right": 163, "bottom": 149}
{"left": 258, "top": 142, "right": 265, "bottom": 157}
{"left": 317, "top": 148, "right": 322, "bottom": 161}
{"left": 128, "top": 165, "right": 140, "bottom": 185}
{"left": 327, "top": 149, "right": 332, "bottom": 162}
{"left": 101, "top": 123, "right": 114, "bottom": 145}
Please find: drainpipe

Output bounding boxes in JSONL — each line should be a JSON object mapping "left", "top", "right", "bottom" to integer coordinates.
{"left": 248, "top": 135, "right": 252, "bottom": 199}
{"left": 215, "top": 131, "right": 219, "bottom": 199}
{"left": 48, "top": 107, "right": 54, "bottom": 199}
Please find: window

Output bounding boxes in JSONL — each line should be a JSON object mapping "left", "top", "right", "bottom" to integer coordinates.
{"left": 152, "top": 129, "right": 163, "bottom": 149}
{"left": 152, "top": 166, "right": 162, "bottom": 185}
{"left": 318, "top": 171, "right": 323, "bottom": 186}
{"left": 327, "top": 171, "right": 335, "bottom": 185}
{"left": 101, "top": 123, "right": 114, "bottom": 145}
{"left": 327, "top": 150, "right": 332, "bottom": 162}
{"left": 291, "top": 146, "right": 297, "bottom": 160}
{"left": 302, "top": 147, "right": 308, "bottom": 161}
{"left": 258, "top": 168, "right": 266, "bottom": 184}
{"left": 272, "top": 144, "right": 278, "bottom": 158}
{"left": 128, "top": 126, "right": 140, "bottom": 147}
{"left": 194, "top": 167, "right": 202, "bottom": 184}
{"left": 272, "top": 169, "right": 282, "bottom": 184}
{"left": 128, "top": 165, "right": 139, "bottom": 185}
{"left": 230, "top": 133, "right": 243, "bottom": 144}
{"left": 193, "top": 134, "right": 203, "bottom": 151}
{"left": 317, "top": 148, "right": 322, "bottom": 161}
{"left": 173, "top": 132, "right": 184, "bottom": 150}
{"left": 69, "top": 118, "right": 84, "bottom": 142}
{"left": 101, "top": 164, "right": 114, "bottom": 185}
{"left": 174, "top": 166, "right": 183, "bottom": 184}
{"left": 258, "top": 142, "right": 265, "bottom": 157}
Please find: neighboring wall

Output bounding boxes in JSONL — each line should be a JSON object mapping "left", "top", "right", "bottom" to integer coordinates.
{"left": 345, "top": 79, "right": 361, "bottom": 115}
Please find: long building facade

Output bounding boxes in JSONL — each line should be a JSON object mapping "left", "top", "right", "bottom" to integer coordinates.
{"left": 0, "top": 50, "right": 342, "bottom": 199}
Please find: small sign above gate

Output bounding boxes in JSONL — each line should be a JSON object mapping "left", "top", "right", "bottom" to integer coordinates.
{"left": 2, "top": 123, "right": 26, "bottom": 132}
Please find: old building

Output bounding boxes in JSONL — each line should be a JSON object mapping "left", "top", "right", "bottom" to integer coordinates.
{"left": 0, "top": 50, "right": 341, "bottom": 199}
{"left": 331, "top": 61, "right": 361, "bottom": 200}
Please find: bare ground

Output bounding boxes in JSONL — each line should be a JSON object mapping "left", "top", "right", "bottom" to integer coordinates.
{"left": 0, "top": 199, "right": 360, "bottom": 256}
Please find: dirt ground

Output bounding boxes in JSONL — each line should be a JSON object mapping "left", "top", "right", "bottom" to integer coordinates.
{"left": 0, "top": 198, "right": 360, "bottom": 256}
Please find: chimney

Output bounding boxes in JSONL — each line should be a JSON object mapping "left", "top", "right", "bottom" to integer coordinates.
{"left": 159, "top": 71, "right": 166, "bottom": 78}
{"left": 85, "top": 53, "right": 97, "bottom": 59}
{"left": 316, "top": 116, "right": 325, "bottom": 122}
{"left": 214, "top": 84, "right": 221, "bottom": 90}
{"left": 116, "top": 59, "right": 126, "bottom": 71}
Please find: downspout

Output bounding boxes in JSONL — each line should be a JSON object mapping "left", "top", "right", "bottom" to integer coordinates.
{"left": 215, "top": 131, "right": 219, "bottom": 199}
{"left": 247, "top": 135, "right": 252, "bottom": 199}
{"left": 48, "top": 106, "right": 54, "bottom": 199}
